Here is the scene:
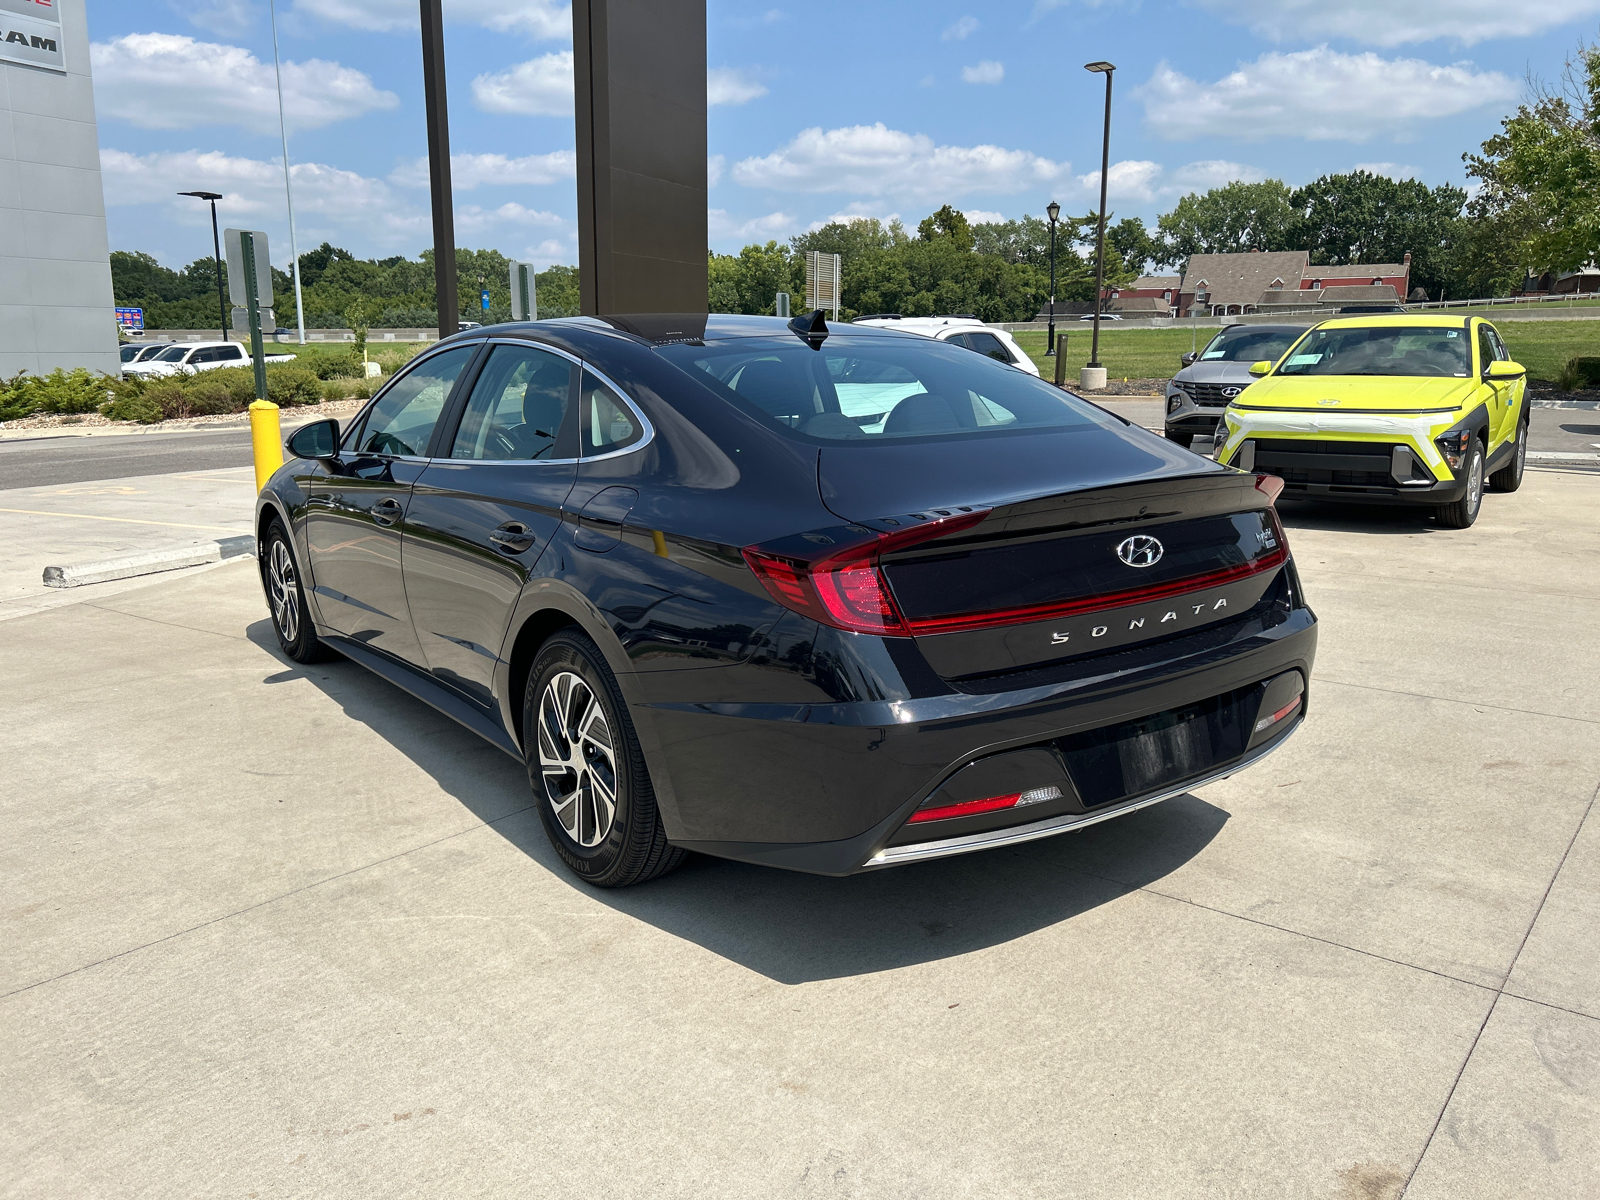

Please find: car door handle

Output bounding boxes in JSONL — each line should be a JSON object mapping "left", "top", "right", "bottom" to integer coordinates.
{"left": 489, "top": 522, "right": 537, "bottom": 554}
{"left": 372, "top": 498, "right": 403, "bottom": 526}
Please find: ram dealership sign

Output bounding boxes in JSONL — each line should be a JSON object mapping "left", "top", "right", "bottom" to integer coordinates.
{"left": 1, "top": 0, "right": 62, "bottom": 72}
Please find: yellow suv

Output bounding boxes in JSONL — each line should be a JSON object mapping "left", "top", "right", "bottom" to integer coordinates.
{"left": 1214, "top": 315, "right": 1528, "bottom": 528}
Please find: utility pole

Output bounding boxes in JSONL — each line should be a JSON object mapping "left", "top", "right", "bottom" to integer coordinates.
{"left": 268, "top": 0, "right": 305, "bottom": 345}
{"left": 419, "top": 0, "right": 458, "bottom": 338}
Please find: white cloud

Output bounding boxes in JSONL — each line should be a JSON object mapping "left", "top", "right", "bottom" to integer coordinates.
{"left": 1137, "top": 48, "right": 1516, "bottom": 142}
{"left": 942, "top": 16, "right": 979, "bottom": 40}
{"left": 388, "top": 151, "right": 575, "bottom": 190}
{"left": 707, "top": 154, "right": 726, "bottom": 187}
{"left": 1167, "top": 160, "right": 1268, "bottom": 190}
{"left": 963, "top": 209, "right": 1006, "bottom": 225}
{"left": 707, "top": 67, "right": 768, "bottom": 107}
{"left": 91, "top": 33, "right": 397, "bottom": 135}
{"left": 708, "top": 209, "right": 795, "bottom": 243}
{"left": 100, "top": 148, "right": 577, "bottom": 264}
{"left": 472, "top": 51, "right": 574, "bottom": 116}
{"left": 919, "top": 74, "right": 937, "bottom": 88}
{"left": 291, "top": 0, "right": 569, "bottom": 37}
{"left": 1193, "top": 0, "right": 1600, "bottom": 47}
{"left": 732, "top": 124, "right": 1068, "bottom": 200}
{"left": 182, "top": 0, "right": 256, "bottom": 37}
{"left": 806, "top": 206, "right": 904, "bottom": 232}
{"left": 1076, "top": 159, "right": 1163, "bottom": 203}
{"left": 1354, "top": 162, "right": 1421, "bottom": 179}
{"left": 961, "top": 61, "right": 1004, "bottom": 85}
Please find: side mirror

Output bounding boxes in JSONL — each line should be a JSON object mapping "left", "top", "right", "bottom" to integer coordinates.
{"left": 286, "top": 417, "right": 340, "bottom": 460}
{"left": 1180, "top": 352, "right": 1198, "bottom": 367}
{"left": 1248, "top": 360, "right": 1273, "bottom": 377}
{"left": 1485, "top": 360, "right": 1526, "bottom": 380}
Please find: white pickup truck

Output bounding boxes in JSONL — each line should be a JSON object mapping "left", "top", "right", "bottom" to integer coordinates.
{"left": 121, "top": 340, "right": 296, "bottom": 380}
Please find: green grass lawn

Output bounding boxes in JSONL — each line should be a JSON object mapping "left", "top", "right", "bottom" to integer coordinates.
{"left": 1012, "top": 328, "right": 1208, "bottom": 385}
{"left": 1014, "top": 319, "right": 1599, "bottom": 386}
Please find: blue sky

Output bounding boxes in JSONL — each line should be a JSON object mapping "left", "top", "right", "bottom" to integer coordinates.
{"left": 85, "top": 0, "right": 1600, "bottom": 271}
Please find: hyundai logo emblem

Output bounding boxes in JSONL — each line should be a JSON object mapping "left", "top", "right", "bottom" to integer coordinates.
{"left": 1220, "top": 386, "right": 1240, "bottom": 398}
{"left": 1115, "top": 535, "right": 1164, "bottom": 568}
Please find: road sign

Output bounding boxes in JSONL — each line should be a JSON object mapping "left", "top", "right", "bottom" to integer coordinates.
{"left": 115, "top": 307, "right": 144, "bottom": 332}
{"left": 223, "top": 228, "right": 273, "bottom": 310}
{"left": 509, "top": 262, "right": 538, "bottom": 321}
{"left": 805, "top": 252, "right": 841, "bottom": 320}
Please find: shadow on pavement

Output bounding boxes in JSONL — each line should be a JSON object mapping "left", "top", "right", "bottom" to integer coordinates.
{"left": 246, "top": 618, "right": 1229, "bottom": 985}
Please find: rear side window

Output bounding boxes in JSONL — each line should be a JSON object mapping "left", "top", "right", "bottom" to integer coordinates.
{"left": 660, "top": 335, "right": 1117, "bottom": 443}
{"left": 580, "top": 370, "right": 645, "bottom": 456}
{"left": 964, "top": 332, "right": 1014, "bottom": 363}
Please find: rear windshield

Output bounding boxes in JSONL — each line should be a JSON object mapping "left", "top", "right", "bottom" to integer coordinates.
{"left": 1277, "top": 326, "right": 1471, "bottom": 378}
{"left": 1200, "top": 327, "right": 1303, "bottom": 363}
{"left": 659, "top": 335, "right": 1120, "bottom": 442}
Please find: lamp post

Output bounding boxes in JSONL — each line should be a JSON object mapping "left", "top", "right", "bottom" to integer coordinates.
{"left": 419, "top": 0, "right": 458, "bottom": 339}
{"left": 268, "top": 0, "right": 305, "bottom": 345}
{"left": 1045, "top": 199, "right": 1061, "bottom": 356}
{"left": 1083, "top": 60, "right": 1115, "bottom": 387}
{"left": 178, "top": 190, "right": 228, "bottom": 341}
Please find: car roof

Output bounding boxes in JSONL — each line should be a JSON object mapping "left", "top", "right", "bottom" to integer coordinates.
{"left": 1216, "top": 323, "right": 1309, "bottom": 333}
{"left": 458, "top": 313, "right": 922, "bottom": 352}
{"left": 1314, "top": 314, "right": 1472, "bottom": 330}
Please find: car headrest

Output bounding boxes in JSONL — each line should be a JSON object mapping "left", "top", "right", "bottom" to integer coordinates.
{"left": 883, "top": 391, "right": 962, "bottom": 435}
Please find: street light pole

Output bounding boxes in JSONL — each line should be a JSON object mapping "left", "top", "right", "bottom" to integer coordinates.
{"left": 178, "top": 190, "right": 227, "bottom": 341}
{"left": 419, "top": 0, "right": 458, "bottom": 339}
{"left": 269, "top": 0, "right": 305, "bottom": 345}
{"left": 1084, "top": 61, "right": 1115, "bottom": 375}
{"left": 1045, "top": 199, "right": 1060, "bottom": 356}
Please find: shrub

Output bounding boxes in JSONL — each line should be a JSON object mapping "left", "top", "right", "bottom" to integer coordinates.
{"left": 1559, "top": 356, "right": 1600, "bottom": 391}
{"left": 0, "top": 367, "right": 113, "bottom": 422}
{"left": 104, "top": 392, "right": 164, "bottom": 423}
{"left": 308, "top": 350, "right": 365, "bottom": 380}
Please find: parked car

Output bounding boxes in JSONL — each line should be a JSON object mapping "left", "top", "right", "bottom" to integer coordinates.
{"left": 1078, "top": 312, "right": 1124, "bottom": 321}
{"left": 119, "top": 341, "right": 174, "bottom": 366}
{"left": 121, "top": 340, "right": 250, "bottom": 379}
{"left": 1215, "top": 314, "right": 1528, "bottom": 528}
{"left": 850, "top": 315, "right": 1040, "bottom": 376}
{"left": 1165, "top": 324, "right": 1309, "bottom": 448}
{"left": 257, "top": 313, "right": 1316, "bottom": 886}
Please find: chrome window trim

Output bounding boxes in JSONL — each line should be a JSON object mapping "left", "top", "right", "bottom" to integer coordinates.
{"left": 863, "top": 722, "right": 1300, "bottom": 870}
{"left": 444, "top": 336, "right": 654, "bottom": 466}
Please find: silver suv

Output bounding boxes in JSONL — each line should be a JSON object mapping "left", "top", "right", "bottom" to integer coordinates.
{"left": 1164, "top": 324, "right": 1307, "bottom": 448}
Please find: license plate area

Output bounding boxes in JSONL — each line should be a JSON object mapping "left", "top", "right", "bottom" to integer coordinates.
{"left": 1056, "top": 685, "right": 1257, "bottom": 808}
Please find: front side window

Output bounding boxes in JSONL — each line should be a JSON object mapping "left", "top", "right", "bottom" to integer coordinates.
{"left": 451, "top": 344, "right": 575, "bottom": 460}
{"left": 660, "top": 335, "right": 1120, "bottom": 443}
{"left": 354, "top": 345, "right": 476, "bottom": 457}
{"left": 1199, "top": 328, "right": 1303, "bottom": 364}
{"left": 155, "top": 345, "right": 190, "bottom": 362}
{"left": 1277, "top": 326, "right": 1471, "bottom": 378}
{"left": 580, "top": 370, "right": 645, "bottom": 455}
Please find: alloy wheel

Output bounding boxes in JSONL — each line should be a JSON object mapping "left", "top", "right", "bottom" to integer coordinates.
{"left": 268, "top": 539, "right": 300, "bottom": 644}
{"left": 537, "top": 671, "right": 618, "bottom": 848}
{"left": 1468, "top": 448, "right": 1484, "bottom": 514}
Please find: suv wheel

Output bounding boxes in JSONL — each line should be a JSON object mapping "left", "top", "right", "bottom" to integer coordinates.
{"left": 1436, "top": 436, "right": 1485, "bottom": 528}
{"left": 1488, "top": 420, "right": 1527, "bottom": 493}
{"left": 264, "top": 520, "right": 334, "bottom": 662}
{"left": 526, "top": 631, "right": 685, "bottom": 887}
{"left": 1165, "top": 428, "right": 1194, "bottom": 449}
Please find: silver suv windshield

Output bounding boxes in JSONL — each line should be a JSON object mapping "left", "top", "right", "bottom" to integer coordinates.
{"left": 661, "top": 335, "right": 1120, "bottom": 442}
{"left": 1277, "top": 326, "right": 1471, "bottom": 378}
{"left": 1199, "top": 327, "right": 1303, "bottom": 364}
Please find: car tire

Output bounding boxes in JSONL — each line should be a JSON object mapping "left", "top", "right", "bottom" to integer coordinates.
{"left": 526, "top": 631, "right": 685, "bottom": 888}
{"left": 1488, "top": 420, "right": 1527, "bottom": 493}
{"left": 263, "top": 519, "right": 335, "bottom": 663}
{"left": 1435, "top": 436, "right": 1485, "bottom": 529}
{"left": 1164, "top": 428, "right": 1195, "bottom": 449}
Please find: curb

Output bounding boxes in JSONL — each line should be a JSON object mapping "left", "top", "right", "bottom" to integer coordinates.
{"left": 1530, "top": 398, "right": 1600, "bottom": 410}
{"left": 43, "top": 535, "right": 257, "bottom": 589}
{"left": 1528, "top": 451, "right": 1600, "bottom": 464}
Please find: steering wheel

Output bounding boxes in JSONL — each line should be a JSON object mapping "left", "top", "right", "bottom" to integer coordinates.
{"left": 1412, "top": 362, "right": 1450, "bottom": 377}
{"left": 366, "top": 431, "right": 409, "bottom": 455}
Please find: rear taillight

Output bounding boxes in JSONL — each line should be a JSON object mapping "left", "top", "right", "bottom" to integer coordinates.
{"left": 1254, "top": 695, "right": 1302, "bottom": 733}
{"left": 1254, "top": 473, "right": 1284, "bottom": 505}
{"left": 743, "top": 509, "right": 989, "bottom": 636}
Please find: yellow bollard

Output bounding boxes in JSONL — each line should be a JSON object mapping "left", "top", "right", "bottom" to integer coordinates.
{"left": 249, "top": 400, "right": 284, "bottom": 493}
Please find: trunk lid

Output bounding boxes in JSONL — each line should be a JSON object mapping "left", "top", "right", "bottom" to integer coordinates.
{"left": 818, "top": 438, "right": 1285, "bottom": 681}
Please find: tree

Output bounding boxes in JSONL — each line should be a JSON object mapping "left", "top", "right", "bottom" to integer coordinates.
{"left": 1154, "top": 180, "right": 1297, "bottom": 267}
{"left": 791, "top": 217, "right": 907, "bottom": 260}
{"left": 916, "top": 204, "right": 974, "bottom": 251}
{"left": 1288, "top": 171, "right": 1465, "bottom": 298}
{"left": 1108, "top": 216, "right": 1160, "bottom": 277}
{"left": 708, "top": 241, "right": 800, "bottom": 314}
{"left": 1464, "top": 38, "right": 1600, "bottom": 282}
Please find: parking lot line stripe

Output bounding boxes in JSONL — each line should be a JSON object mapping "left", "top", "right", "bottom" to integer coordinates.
{"left": 0, "top": 507, "right": 242, "bottom": 533}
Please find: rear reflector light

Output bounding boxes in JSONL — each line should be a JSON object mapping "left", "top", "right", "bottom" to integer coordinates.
{"left": 743, "top": 508, "right": 989, "bottom": 635}
{"left": 908, "top": 785, "right": 1062, "bottom": 825}
{"left": 1254, "top": 694, "right": 1302, "bottom": 733}
{"left": 1254, "top": 473, "right": 1285, "bottom": 505}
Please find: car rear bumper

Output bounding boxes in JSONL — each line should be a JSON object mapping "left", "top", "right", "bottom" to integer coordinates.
{"left": 647, "top": 592, "right": 1316, "bottom": 875}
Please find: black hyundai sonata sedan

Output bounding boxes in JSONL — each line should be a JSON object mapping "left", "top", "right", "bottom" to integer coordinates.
{"left": 256, "top": 313, "right": 1316, "bottom": 887}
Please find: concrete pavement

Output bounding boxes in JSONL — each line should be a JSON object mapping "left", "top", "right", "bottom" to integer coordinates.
{"left": 2, "top": 468, "right": 1597, "bottom": 1198}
